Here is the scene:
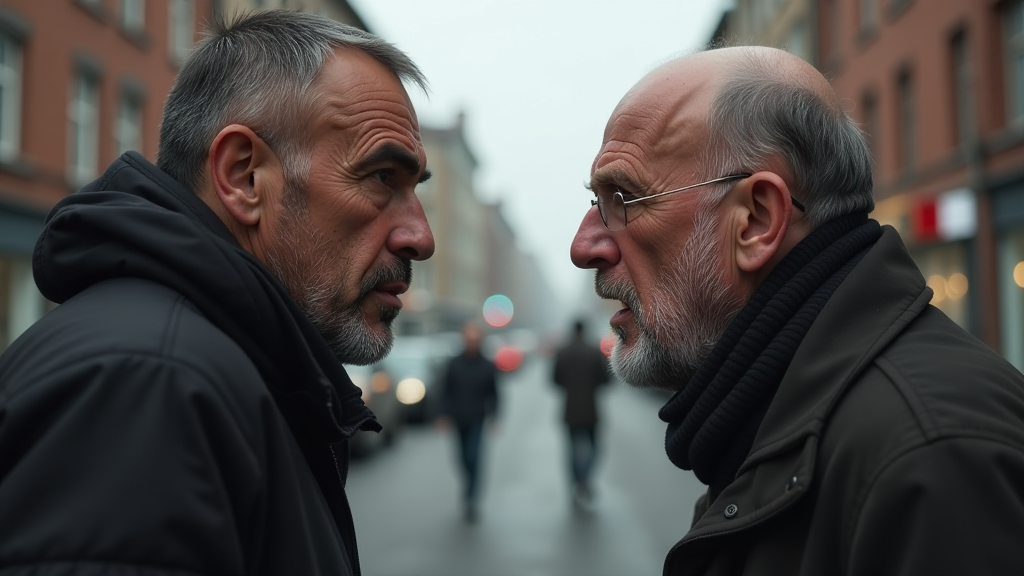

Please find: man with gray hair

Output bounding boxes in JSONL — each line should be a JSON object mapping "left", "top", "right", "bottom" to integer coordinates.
{"left": 0, "top": 10, "right": 433, "bottom": 575}
{"left": 571, "top": 46, "right": 1024, "bottom": 574}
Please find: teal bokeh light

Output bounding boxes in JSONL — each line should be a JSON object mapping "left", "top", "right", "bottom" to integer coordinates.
{"left": 482, "top": 294, "right": 514, "bottom": 327}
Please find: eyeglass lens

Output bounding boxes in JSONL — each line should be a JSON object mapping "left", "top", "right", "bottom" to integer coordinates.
{"left": 594, "top": 191, "right": 626, "bottom": 231}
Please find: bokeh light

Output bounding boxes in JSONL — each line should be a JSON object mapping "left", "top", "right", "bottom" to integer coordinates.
{"left": 927, "top": 274, "right": 948, "bottom": 304}
{"left": 947, "top": 273, "right": 969, "bottom": 300}
{"left": 494, "top": 346, "right": 523, "bottom": 372}
{"left": 600, "top": 333, "right": 617, "bottom": 358}
{"left": 395, "top": 378, "right": 426, "bottom": 405}
{"left": 1015, "top": 262, "right": 1024, "bottom": 288}
{"left": 482, "top": 294, "right": 514, "bottom": 327}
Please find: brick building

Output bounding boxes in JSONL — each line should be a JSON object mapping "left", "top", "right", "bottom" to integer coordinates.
{"left": 817, "top": 0, "right": 1024, "bottom": 369}
{"left": 0, "top": 0, "right": 214, "bottom": 349}
{"left": 709, "top": 0, "right": 1024, "bottom": 370}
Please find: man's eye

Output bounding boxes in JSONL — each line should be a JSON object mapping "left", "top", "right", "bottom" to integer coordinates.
{"left": 372, "top": 169, "right": 393, "bottom": 184}
{"left": 616, "top": 188, "right": 638, "bottom": 202}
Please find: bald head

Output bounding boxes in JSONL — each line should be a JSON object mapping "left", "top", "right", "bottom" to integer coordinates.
{"left": 605, "top": 45, "right": 873, "bottom": 229}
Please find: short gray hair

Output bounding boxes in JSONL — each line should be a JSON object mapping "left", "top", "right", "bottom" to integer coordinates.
{"left": 157, "top": 10, "right": 427, "bottom": 193}
{"left": 699, "top": 50, "right": 874, "bottom": 228}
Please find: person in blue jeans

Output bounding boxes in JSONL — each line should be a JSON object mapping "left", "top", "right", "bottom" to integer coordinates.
{"left": 438, "top": 322, "right": 499, "bottom": 523}
{"left": 553, "top": 320, "right": 611, "bottom": 507}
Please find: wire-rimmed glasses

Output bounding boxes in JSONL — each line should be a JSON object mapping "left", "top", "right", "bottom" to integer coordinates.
{"left": 589, "top": 173, "right": 805, "bottom": 231}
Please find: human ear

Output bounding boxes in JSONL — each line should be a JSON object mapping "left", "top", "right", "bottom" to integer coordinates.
{"left": 734, "top": 172, "right": 793, "bottom": 273}
{"left": 208, "top": 124, "right": 279, "bottom": 227}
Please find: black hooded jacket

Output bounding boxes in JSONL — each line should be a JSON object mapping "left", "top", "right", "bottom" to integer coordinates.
{"left": 0, "top": 152, "right": 381, "bottom": 575}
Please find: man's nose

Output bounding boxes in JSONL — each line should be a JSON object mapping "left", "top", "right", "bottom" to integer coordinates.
{"left": 388, "top": 198, "right": 435, "bottom": 261}
{"left": 570, "top": 207, "right": 619, "bottom": 270}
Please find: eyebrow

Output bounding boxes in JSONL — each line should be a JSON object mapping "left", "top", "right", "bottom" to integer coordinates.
{"left": 361, "top": 143, "right": 432, "bottom": 184}
{"left": 587, "top": 169, "right": 644, "bottom": 193}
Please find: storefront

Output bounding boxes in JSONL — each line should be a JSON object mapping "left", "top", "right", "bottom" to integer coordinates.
{"left": 871, "top": 188, "right": 978, "bottom": 335}
{"left": 994, "top": 177, "right": 1024, "bottom": 371}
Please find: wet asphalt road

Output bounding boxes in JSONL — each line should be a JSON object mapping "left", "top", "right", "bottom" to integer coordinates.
{"left": 346, "top": 355, "right": 708, "bottom": 576}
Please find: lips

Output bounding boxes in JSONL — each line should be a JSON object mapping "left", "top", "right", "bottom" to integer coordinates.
{"left": 610, "top": 305, "right": 633, "bottom": 329}
{"left": 372, "top": 282, "right": 408, "bottom": 309}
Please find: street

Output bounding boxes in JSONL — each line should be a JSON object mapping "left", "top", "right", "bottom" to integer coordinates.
{"left": 346, "top": 354, "right": 708, "bottom": 576}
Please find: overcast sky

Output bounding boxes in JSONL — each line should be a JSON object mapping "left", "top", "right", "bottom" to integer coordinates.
{"left": 349, "top": 0, "right": 730, "bottom": 313}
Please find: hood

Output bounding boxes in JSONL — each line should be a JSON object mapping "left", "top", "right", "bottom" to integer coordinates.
{"left": 33, "top": 151, "right": 379, "bottom": 441}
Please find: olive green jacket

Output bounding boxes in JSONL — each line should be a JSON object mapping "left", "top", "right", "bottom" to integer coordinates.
{"left": 665, "top": 226, "right": 1024, "bottom": 576}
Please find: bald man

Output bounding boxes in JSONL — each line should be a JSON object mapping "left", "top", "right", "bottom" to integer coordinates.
{"left": 572, "top": 46, "right": 1024, "bottom": 574}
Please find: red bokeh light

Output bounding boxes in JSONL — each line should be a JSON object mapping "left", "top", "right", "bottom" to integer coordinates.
{"left": 495, "top": 346, "right": 523, "bottom": 372}
{"left": 600, "top": 334, "right": 617, "bottom": 358}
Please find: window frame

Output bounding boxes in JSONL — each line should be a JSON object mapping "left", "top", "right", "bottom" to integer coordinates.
{"left": 0, "top": 32, "right": 23, "bottom": 162}
{"left": 67, "top": 64, "right": 101, "bottom": 187}
{"left": 168, "top": 0, "right": 194, "bottom": 65}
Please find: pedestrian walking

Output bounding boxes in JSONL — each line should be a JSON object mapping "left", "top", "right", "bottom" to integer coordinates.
{"left": 0, "top": 10, "right": 433, "bottom": 575}
{"left": 437, "top": 322, "right": 499, "bottom": 523}
{"left": 552, "top": 319, "right": 610, "bottom": 507}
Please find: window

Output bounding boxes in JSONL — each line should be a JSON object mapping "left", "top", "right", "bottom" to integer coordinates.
{"left": 897, "top": 67, "right": 916, "bottom": 170}
{"left": 68, "top": 71, "right": 100, "bottom": 186}
{"left": 950, "top": 29, "right": 974, "bottom": 146}
{"left": 888, "top": 0, "right": 913, "bottom": 19}
{"left": 1004, "top": 0, "right": 1024, "bottom": 123}
{"left": 859, "top": 0, "right": 878, "bottom": 35}
{"left": 115, "top": 87, "right": 143, "bottom": 156}
{"left": 120, "top": 0, "right": 145, "bottom": 34}
{"left": 0, "top": 32, "right": 21, "bottom": 161}
{"left": 169, "top": 0, "right": 194, "bottom": 64}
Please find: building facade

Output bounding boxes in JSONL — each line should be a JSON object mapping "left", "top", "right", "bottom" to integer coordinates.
{"left": 0, "top": 0, "right": 214, "bottom": 350}
{"left": 218, "top": 0, "right": 368, "bottom": 28}
{"left": 713, "top": 0, "right": 1024, "bottom": 369}
{"left": 817, "top": 0, "right": 1024, "bottom": 369}
{"left": 711, "top": 0, "right": 817, "bottom": 64}
{"left": 403, "top": 113, "right": 555, "bottom": 337}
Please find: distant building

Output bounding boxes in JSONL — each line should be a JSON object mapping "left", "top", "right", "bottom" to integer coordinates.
{"left": 218, "top": 0, "right": 369, "bottom": 29}
{"left": 0, "top": 0, "right": 215, "bottom": 350}
{"left": 818, "top": 0, "right": 1024, "bottom": 369}
{"left": 404, "top": 112, "right": 555, "bottom": 336}
{"left": 709, "top": 0, "right": 817, "bottom": 65}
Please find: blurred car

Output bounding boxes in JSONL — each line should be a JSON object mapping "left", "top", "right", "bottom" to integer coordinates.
{"left": 382, "top": 334, "right": 459, "bottom": 424}
{"left": 346, "top": 363, "right": 403, "bottom": 457}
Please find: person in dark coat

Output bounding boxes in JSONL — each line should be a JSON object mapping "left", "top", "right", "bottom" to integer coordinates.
{"left": 438, "top": 321, "right": 499, "bottom": 523}
{"left": 570, "top": 45, "right": 1024, "bottom": 574}
{"left": 552, "top": 319, "right": 610, "bottom": 506}
{"left": 0, "top": 11, "right": 434, "bottom": 575}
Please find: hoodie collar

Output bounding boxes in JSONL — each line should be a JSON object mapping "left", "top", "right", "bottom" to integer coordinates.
{"left": 34, "top": 152, "right": 379, "bottom": 441}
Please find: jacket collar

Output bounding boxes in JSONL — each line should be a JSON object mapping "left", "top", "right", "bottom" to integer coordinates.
{"left": 675, "top": 226, "right": 933, "bottom": 548}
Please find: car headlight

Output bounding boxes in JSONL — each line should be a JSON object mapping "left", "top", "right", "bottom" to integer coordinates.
{"left": 395, "top": 378, "right": 426, "bottom": 405}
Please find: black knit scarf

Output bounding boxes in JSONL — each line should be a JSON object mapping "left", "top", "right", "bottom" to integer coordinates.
{"left": 658, "top": 212, "right": 882, "bottom": 493}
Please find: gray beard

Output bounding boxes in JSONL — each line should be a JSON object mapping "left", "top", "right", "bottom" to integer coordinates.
{"left": 601, "top": 205, "right": 743, "bottom": 391}
{"left": 265, "top": 186, "right": 406, "bottom": 366}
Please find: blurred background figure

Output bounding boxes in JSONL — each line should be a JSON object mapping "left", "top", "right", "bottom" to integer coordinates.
{"left": 553, "top": 320, "right": 611, "bottom": 508}
{"left": 437, "top": 321, "right": 499, "bottom": 523}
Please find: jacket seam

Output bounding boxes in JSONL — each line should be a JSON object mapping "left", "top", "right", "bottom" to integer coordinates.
{"left": 745, "top": 287, "right": 930, "bottom": 465}
{"left": 845, "top": 433, "right": 1024, "bottom": 568}
{"left": 4, "top": 348, "right": 262, "bottom": 464}
{"left": 96, "top": 165, "right": 127, "bottom": 190}
{"left": 873, "top": 355, "right": 938, "bottom": 440}
{"left": 160, "top": 294, "right": 188, "bottom": 358}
